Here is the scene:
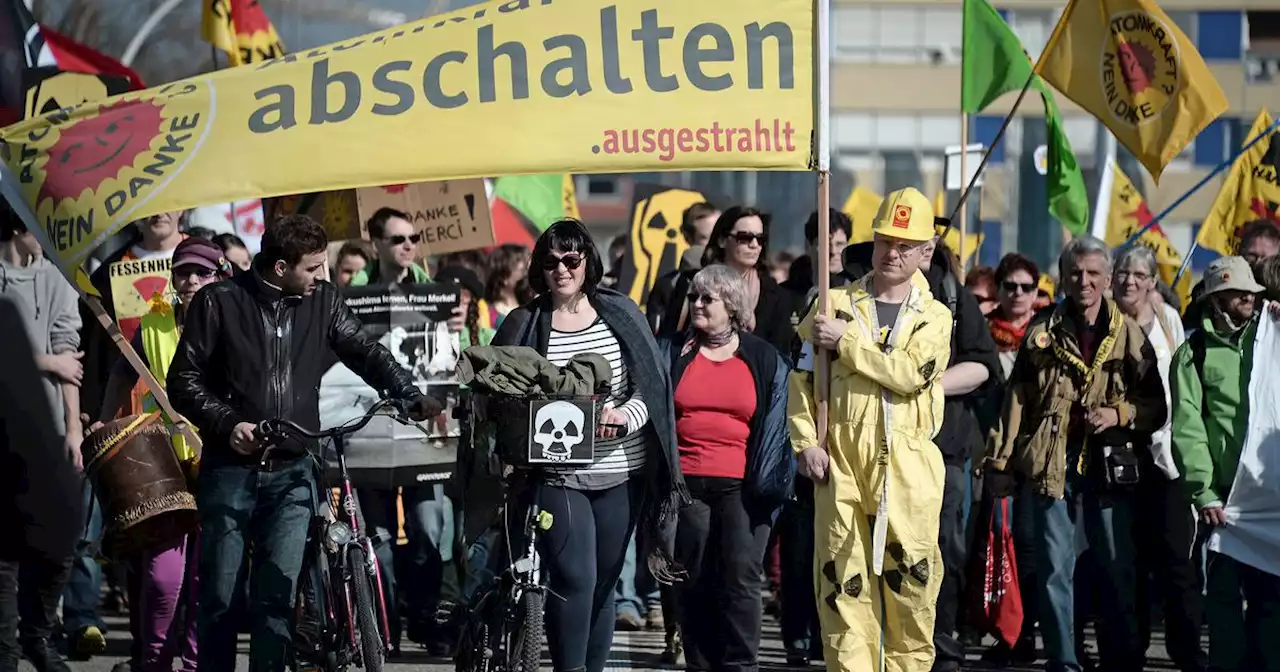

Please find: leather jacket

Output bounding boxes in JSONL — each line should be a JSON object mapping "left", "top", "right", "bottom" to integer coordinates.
{"left": 167, "top": 270, "right": 421, "bottom": 463}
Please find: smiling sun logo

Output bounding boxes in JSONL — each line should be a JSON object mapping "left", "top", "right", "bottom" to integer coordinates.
{"left": 38, "top": 100, "right": 164, "bottom": 204}
{"left": 11, "top": 80, "right": 214, "bottom": 265}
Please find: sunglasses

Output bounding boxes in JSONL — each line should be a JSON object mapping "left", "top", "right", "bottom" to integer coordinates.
{"left": 729, "top": 231, "right": 767, "bottom": 246}
{"left": 175, "top": 266, "right": 218, "bottom": 279}
{"left": 542, "top": 253, "right": 584, "bottom": 271}
{"left": 384, "top": 233, "right": 421, "bottom": 246}
{"left": 1002, "top": 281, "right": 1036, "bottom": 294}
{"left": 686, "top": 292, "right": 721, "bottom": 305}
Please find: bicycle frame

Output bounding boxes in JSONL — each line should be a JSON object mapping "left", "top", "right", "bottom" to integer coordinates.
{"left": 328, "top": 432, "right": 394, "bottom": 653}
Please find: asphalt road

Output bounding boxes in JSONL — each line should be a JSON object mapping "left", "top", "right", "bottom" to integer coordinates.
{"left": 37, "top": 613, "right": 1179, "bottom": 671}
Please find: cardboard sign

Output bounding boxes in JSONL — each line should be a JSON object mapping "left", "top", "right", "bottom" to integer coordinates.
{"left": 108, "top": 257, "right": 172, "bottom": 341}
{"left": 356, "top": 179, "right": 494, "bottom": 255}
{"left": 268, "top": 180, "right": 493, "bottom": 256}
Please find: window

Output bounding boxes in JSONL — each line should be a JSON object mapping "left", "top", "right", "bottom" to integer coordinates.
{"left": 1167, "top": 12, "right": 1197, "bottom": 44}
{"left": 584, "top": 176, "right": 619, "bottom": 198}
{"left": 1246, "top": 11, "right": 1280, "bottom": 83}
{"left": 833, "top": 6, "right": 961, "bottom": 65}
{"left": 883, "top": 151, "right": 923, "bottom": 193}
{"left": 1005, "top": 9, "right": 1056, "bottom": 61}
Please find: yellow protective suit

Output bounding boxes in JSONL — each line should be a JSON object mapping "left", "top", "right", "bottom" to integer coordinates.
{"left": 788, "top": 271, "right": 952, "bottom": 672}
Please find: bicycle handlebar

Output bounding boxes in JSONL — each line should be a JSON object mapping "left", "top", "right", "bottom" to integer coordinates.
{"left": 257, "top": 397, "right": 412, "bottom": 444}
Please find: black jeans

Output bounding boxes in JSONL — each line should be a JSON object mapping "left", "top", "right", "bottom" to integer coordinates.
{"left": 0, "top": 555, "right": 72, "bottom": 665}
{"left": 537, "top": 479, "right": 641, "bottom": 672}
{"left": 196, "top": 457, "right": 315, "bottom": 672}
{"left": 673, "top": 477, "right": 772, "bottom": 672}
{"left": 779, "top": 478, "right": 820, "bottom": 656}
{"left": 1134, "top": 472, "right": 1207, "bottom": 672}
{"left": 933, "top": 462, "right": 968, "bottom": 670}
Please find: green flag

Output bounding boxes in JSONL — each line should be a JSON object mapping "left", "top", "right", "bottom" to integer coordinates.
{"left": 1036, "top": 83, "right": 1090, "bottom": 236}
{"left": 961, "top": 0, "right": 1031, "bottom": 115}
{"left": 961, "top": 0, "right": 1088, "bottom": 235}
{"left": 492, "top": 174, "right": 572, "bottom": 232}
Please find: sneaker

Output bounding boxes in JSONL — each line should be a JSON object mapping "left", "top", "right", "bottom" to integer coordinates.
{"left": 70, "top": 626, "right": 107, "bottom": 659}
{"left": 644, "top": 606, "right": 665, "bottom": 631}
{"left": 615, "top": 611, "right": 644, "bottom": 631}
{"left": 661, "top": 630, "right": 684, "bottom": 667}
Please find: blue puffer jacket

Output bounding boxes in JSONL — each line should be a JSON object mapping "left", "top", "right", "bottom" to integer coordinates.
{"left": 659, "top": 330, "right": 795, "bottom": 515}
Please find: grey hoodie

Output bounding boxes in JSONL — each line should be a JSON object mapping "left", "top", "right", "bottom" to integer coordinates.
{"left": 0, "top": 256, "right": 81, "bottom": 436}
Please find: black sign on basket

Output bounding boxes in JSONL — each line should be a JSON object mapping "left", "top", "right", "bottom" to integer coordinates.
{"left": 527, "top": 398, "right": 596, "bottom": 465}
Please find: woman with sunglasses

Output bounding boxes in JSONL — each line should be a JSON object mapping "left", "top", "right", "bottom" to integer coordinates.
{"left": 493, "top": 219, "right": 686, "bottom": 672}
{"left": 657, "top": 264, "right": 793, "bottom": 672}
{"left": 93, "top": 236, "right": 235, "bottom": 672}
{"left": 655, "top": 206, "right": 796, "bottom": 353}
{"left": 987, "top": 253, "right": 1042, "bottom": 378}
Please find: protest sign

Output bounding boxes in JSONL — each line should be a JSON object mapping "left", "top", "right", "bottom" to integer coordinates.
{"left": 356, "top": 179, "right": 494, "bottom": 255}
{"left": 108, "top": 256, "right": 172, "bottom": 341}
{"left": 616, "top": 183, "right": 710, "bottom": 306}
{"left": 1, "top": 0, "right": 815, "bottom": 277}
{"left": 318, "top": 283, "right": 462, "bottom": 487}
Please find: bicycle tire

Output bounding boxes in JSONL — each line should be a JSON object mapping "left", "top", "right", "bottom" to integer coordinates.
{"left": 348, "top": 546, "right": 385, "bottom": 672}
{"left": 509, "top": 590, "right": 543, "bottom": 672}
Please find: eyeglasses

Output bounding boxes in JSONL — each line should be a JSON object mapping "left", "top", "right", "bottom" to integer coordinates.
{"left": 1002, "top": 281, "right": 1036, "bottom": 295}
{"left": 729, "top": 231, "right": 767, "bottom": 246}
{"left": 384, "top": 233, "right": 421, "bottom": 246}
{"left": 542, "top": 253, "right": 584, "bottom": 271}
{"left": 1115, "top": 270, "right": 1151, "bottom": 283}
{"left": 686, "top": 292, "right": 721, "bottom": 305}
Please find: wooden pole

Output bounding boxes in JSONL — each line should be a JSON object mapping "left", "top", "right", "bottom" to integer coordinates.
{"left": 816, "top": 171, "right": 830, "bottom": 449}
{"left": 958, "top": 113, "right": 969, "bottom": 271}
{"left": 85, "top": 296, "right": 202, "bottom": 458}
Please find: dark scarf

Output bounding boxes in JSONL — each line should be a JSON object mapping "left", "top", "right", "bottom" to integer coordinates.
{"left": 493, "top": 287, "right": 689, "bottom": 582}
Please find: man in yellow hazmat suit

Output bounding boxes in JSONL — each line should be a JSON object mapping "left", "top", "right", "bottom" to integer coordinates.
{"left": 788, "top": 187, "right": 953, "bottom": 672}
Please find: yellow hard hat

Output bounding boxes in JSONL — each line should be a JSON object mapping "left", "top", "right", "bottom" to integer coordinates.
{"left": 871, "top": 187, "right": 936, "bottom": 243}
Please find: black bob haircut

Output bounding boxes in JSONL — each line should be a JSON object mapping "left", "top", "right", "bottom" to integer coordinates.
{"left": 528, "top": 219, "right": 604, "bottom": 296}
{"left": 702, "top": 206, "right": 771, "bottom": 270}
{"left": 804, "top": 208, "right": 852, "bottom": 243}
{"left": 258, "top": 214, "right": 328, "bottom": 268}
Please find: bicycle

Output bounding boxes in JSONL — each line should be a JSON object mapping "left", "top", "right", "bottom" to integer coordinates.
{"left": 454, "top": 470, "right": 551, "bottom": 672}
{"left": 257, "top": 397, "right": 419, "bottom": 672}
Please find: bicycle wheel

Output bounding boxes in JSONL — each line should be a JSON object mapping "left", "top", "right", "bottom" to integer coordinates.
{"left": 348, "top": 546, "right": 385, "bottom": 672}
{"left": 508, "top": 589, "right": 544, "bottom": 672}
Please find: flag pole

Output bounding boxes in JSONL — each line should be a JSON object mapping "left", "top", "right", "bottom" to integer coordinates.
{"left": 958, "top": 113, "right": 969, "bottom": 270}
{"left": 1121, "top": 116, "right": 1280, "bottom": 249}
{"left": 1172, "top": 240, "right": 1198, "bottom": 286}
{"left": 1091, "top": 126, "right": 1117, "bottom": 240}
{"left": 814, "top": 0, "right": 831, "bottom": 451}
{"left": 946, "top": 73, "right": 1037, "bottom": 231}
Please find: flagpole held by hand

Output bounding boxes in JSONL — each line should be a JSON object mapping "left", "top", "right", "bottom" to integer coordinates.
{"left": 1120, "top": 116, "right": 1280, "bottom": 250}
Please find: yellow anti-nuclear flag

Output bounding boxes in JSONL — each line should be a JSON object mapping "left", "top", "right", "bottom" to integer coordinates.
{"left": 202, "top": 0, "right": 286, "bottom": 67}
{"left": 1, "top": 0, "right": 814, "bottom": 277}
{"left": 1198, "top": 108, "right": 1280, "bottom": 256}
{"left": 562, "top": 174, "right": 580, "bottom": 221}
{"left": 1103, "top": 160, "right": 1190, "bottom": 305}
{"left": 933, "top": 190, "right": 983, "bottom": 267}
{"left": 1035, "top": 0, "right": 1227, "bottom": 181}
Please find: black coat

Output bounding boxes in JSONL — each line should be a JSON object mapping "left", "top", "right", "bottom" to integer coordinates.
{"left": 167, "top": 270, "right": 421, "bottom": 464}
{"left": 655, "top": 268, "right": 797, "bottom": 354}
{"left": 0, "top": 298, "right": 83, "bottom": 564}
{"left": 658, "top": 331, "right": 794, "bottom": 515}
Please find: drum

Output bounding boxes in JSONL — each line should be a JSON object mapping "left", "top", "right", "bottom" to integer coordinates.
{"left": 82, "top": 412, "right": 198, "bottom": 557}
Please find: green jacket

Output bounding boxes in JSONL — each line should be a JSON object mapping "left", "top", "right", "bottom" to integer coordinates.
{"left": 1170, "top": 315, "right": 1257, "bottom": 508}
{"left": 348, "top": 260, "right": 431, "bottom": 286}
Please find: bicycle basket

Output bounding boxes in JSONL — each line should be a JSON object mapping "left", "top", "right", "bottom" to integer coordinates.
{"left": 476, "top": 393, "right": 600, "bottom": 466}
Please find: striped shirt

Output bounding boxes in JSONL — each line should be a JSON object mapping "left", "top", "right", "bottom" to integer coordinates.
{"left": 545, "top": 318, "right": 648, "bottom": 489}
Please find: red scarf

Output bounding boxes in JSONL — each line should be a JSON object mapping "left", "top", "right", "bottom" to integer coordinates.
{"left": 987, "top": 308, "right": 1031, "bottom": 353}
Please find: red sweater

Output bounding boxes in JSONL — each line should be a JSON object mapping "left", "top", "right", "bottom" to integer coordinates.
{"left": 674, "top": 353, "right": 757, "bottom": 478}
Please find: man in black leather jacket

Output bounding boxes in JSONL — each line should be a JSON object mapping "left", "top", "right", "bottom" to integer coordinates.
{"left": 167, "top": 214, "right": 439, "bottom": 672}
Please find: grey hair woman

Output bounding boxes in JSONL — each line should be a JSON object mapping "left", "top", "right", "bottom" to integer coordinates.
{"left": 657, "top": 262, "right": 795, "bottom": 672}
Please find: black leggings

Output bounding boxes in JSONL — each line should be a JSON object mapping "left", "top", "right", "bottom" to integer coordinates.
{"left": 537, "top": 479, "right": 642, "bottom": 672}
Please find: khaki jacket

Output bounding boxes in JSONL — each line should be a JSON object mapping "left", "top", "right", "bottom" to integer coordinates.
{"left": 986, "top": 299, "right": 1166, "bottom": 499}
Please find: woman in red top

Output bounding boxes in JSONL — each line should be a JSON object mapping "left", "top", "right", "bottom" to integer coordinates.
{"left": 658, "top": 264, "right": 794, "bottom": 672}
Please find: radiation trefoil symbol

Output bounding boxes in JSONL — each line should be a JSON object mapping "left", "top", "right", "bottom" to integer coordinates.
{"left": 532, "top": 401, "right": 585, "bottom": 462}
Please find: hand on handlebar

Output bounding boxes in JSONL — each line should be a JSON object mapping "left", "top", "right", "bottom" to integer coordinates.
{"left": 230, "top": 422, "right": 260, "bottom": 456}
{"left": 405, "top": 394, "right": 444, "bottom": 422}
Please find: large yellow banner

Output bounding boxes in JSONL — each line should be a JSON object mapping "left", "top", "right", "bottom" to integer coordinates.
{"left": 0, "top": 0, "right": 815, "bottom": 271}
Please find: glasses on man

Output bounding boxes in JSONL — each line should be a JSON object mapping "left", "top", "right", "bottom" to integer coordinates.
{"left": 1001, "top": 281, "right": 1036, "bottom": 295}
{"left": 384, "top": 233, "right": 421, "bottom": 246}
{"left": 729, "top": 231, "right": 767, "bottom": 246}
{"left": 542, "top": 253, "right": 584, "bottom": 271}
{"left": 686, "top": 292, "right": 721, "bottom": 305}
